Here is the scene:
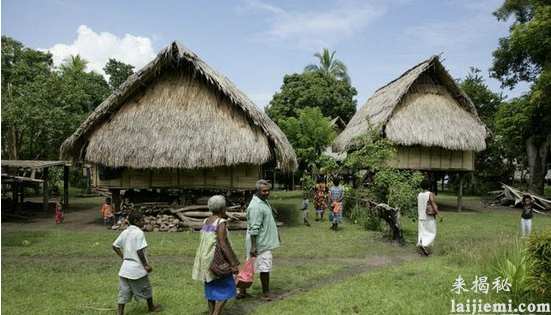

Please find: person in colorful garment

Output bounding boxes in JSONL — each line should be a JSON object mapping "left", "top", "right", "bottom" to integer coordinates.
{"left": 112, "top": 211, "right": 163, "bottom": 315}
{"left": 55, "top": 197, "right": 64, "bottom": 224}
{"left": 328, "top": 177, "right": 345, "bottom": 231}
{"left": 313, "top": 177, "right": 328, "bottom": 221}
{"left": 192, "top": 195, "right": 240, "bottom": 315}
{"left": 101, "top": 197, "right": 115, "bottom": 227}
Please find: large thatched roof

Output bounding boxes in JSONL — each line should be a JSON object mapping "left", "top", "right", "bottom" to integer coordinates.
{"left": 333, "top": 56, "right": 490, "bottom": 152}
{"left": 60, "top": 41, "right": 297, "bottom": 171}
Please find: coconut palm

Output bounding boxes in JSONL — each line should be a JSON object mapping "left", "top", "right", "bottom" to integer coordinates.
{"left": 60, "top": 54, "right": 88, "bottom": 73}
{"left": 304, "top": 48, "right": 350, "bottom": 82}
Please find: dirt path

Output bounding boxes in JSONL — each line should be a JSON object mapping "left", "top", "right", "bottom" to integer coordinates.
{"left": 1, "top": 196, "right": 108, "bottom": 232}
{"left": 223, "top": 253, "right": 421, "bottom": 315}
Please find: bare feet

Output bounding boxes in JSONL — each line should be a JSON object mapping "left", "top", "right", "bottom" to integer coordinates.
{"left": 148, "top": 305, "right": 163, "bottom": 313}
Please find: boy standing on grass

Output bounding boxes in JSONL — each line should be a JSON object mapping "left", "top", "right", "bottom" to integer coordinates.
{"left": 112, "top": 211, "right": 163, "bottom": 315}
{"left": 521, "top": 195, "right": 534, "bottom": 236}
{"left": 299, "top": 193, "right": 311, "bottom": 227}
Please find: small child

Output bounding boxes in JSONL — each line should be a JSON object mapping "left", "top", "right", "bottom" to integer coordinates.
{"left": 521, "top": 195, "right": 534, "bottom": 236}
{"left": 112, "top": 211, "right": 163, "bottom": 315}
{"left": 101, "top": 197, "right": 115, "bottom": 227}
{"left": 55, "top": 198, "right": 64, "bottom": 224}
{"left": 299, "top": 194, "right": 311, "bottom": 227}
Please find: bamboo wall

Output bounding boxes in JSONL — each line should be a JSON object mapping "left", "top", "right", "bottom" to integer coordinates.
{"left": 93, "top": 164, "right": 261, "bottom": 190}
{"left": 393, "top": 146, "right": 475, "bottom": 171}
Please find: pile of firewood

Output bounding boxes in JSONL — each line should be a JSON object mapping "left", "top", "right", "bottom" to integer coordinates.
{"left": 112, "top": 203, "right": 249, "bottom": 231}
{"left": 492, "top": 183, "right": 551, "bottom": 211}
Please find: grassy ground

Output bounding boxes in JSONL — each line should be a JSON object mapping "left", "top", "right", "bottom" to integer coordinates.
{"left": 2, "top": 191, "right": 550, "bottom": 315}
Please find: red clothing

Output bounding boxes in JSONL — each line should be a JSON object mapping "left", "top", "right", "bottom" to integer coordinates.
{"left": 101, "top": 203, "right": 114, "bottom": 220}
{"left": 55, "top": 203, "right": 63, "bottom": 223}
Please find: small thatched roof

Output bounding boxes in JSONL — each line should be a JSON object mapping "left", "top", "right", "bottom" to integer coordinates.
{"left": 333, "top": 56, "right": 490, "bottom": 152}
{"left": 60, "top": 41, "right": 297, "bottom": 172}
{"left": 329, "top": 116, "right": 347, "bottom": 135}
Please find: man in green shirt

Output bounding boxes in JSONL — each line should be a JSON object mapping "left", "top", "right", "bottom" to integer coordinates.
{"left": 241, "top": 179, "right": 279, "bottom": 301}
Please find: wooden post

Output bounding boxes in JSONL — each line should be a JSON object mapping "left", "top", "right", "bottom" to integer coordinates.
{"left": 111, "top": 189, "right": 121, "bottom": 213}
{"left": 457, "top": 173, "right": 463, "bottom": 212}
{"left": 86, "top": 166, "right": 92, "bottom": 194}
{"left": 273, "top": 167, "right": 277, "bottom": 191}
{"left": 63, "top": 165, "right": 69, "bottom": 206}
{"left": 12, "top": 183, "right": 18, "bottom": 213}
{"left": 292, "top": 172, "right": 295, "bottom": 191}
{"left": 43, "top": 167, "right": 49, "bottom": 213}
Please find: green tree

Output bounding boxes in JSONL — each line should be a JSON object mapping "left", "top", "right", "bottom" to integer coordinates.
{"left": 344, "top": 121, "right": 423, "bottom": 233}
{"left": 57, "top": 54, "right": 109, "bottom": 112}
{"left": 279, "top": 107, "right": 337, "bottom": 174}
{"left": 266, "top": 71, "right": 357, "bottom": 124}
{"left": 1, "top": 37, "right": 109, "bottom": 161}
{"left": 459, "top": 68, "right": 513, "bottom": 187}
{"left": 304, "top": 48, "right": 350, "bottom": 82}
{"left": 103, "top": 58, "right": 134, "bottom": 91}
{"left": 490, "top": 0, "right": 551, "bottom": 194}
{"left": 1, "top": 36, "right": 54, "bottom": 159}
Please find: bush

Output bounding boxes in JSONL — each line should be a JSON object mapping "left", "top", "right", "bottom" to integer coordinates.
{"left": 350, "top": 205, "right": 380, "bottom": 231}
{"left": 525, "top": 230, "right": 551, "bottom": 299}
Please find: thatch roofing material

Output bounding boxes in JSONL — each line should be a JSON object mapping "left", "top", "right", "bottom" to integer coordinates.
{"left": 333, "top": 56, "right": 489, "bottom": 152}
{"left": 60, "top": 42, "right": 297, "bottom": 171}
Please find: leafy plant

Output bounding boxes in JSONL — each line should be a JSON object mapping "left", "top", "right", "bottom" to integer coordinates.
{"left": 491, "top": 240, "right": 534, "bottom": 302}
{"left": 344, "top": 120, "right": 423, "bottom": 219}
{"left": 350, "top": 205, "right": 381, "bottom": 231}
{"left": 524, "top": 229, "right": 551, "bottom": 299}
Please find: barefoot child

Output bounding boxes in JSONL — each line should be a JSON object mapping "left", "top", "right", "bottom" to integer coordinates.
{"left": 101, "top": 197, "right": 115, "bottom": 227}
{"left": 299, "top": 194, "right": 311, "bottom": 227}
{"left": 112, "top": 211, "right": 162, "bottom": 315}
{"left": 55, "top": 198, "right": 64, "bottom": 224}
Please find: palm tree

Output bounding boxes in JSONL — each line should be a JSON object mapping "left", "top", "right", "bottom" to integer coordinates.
{"left": 304, "top": 48, "right": 349, "bottom": 82}
{"left": 60, "top": 54, "right": 88, "bottom": 73}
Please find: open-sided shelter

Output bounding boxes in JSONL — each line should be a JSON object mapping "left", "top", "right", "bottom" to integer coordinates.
{"left": 60, "top": 41, "right": 297, "bottom": 197}
{"left": 333, "top": 56, "right": 490, "bottom": 210}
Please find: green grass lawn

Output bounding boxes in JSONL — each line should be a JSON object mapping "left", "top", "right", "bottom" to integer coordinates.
{"left": 2, "top": 191, "right": 550, "bottom": 314}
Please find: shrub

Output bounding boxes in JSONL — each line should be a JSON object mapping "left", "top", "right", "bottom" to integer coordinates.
{"left": 350, "top": 205, "right": 380, "bottom": 231}
{"left": 525, "top": 230, "right": 551, "bottom": 299}
{"left": 491, "top": 240, "right": 534, "bottom": 302}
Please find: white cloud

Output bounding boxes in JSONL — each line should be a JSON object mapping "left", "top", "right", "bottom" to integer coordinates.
{"left": 45, "top": 25, "right": 156, "bottom": 76}
{"left": 243, "top": 0, "right": 387, "bottom": 49}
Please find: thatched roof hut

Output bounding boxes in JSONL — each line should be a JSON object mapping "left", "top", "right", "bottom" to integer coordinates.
{"left": 334, "top": 55, "right": 489, "bottom": 157}
{"left": 60, "top": 41, "right": 297, "bottom": 174}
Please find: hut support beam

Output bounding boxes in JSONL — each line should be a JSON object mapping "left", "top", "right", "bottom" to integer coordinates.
{"left": 111, "top": 189, "right": 121, "bottom": 213}
{"left": 63, "top": 165, "right": 69, "bottom": 206}
{"left": 43, "top": 167, "right": 49, "bottom": 213}
{"left": 457, "top": 173, "right": 464, "bottom": 212}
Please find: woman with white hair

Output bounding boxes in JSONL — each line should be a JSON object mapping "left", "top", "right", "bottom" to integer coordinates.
{"left": 192, "top": 195, "right": 240, "bottom": 315}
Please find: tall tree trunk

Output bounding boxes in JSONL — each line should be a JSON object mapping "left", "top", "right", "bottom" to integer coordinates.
{"left": 10, "top": 127, "right": 18, "bottom": 160}
{"left": 526, "top": 133, "right": 551, "bottom": 195}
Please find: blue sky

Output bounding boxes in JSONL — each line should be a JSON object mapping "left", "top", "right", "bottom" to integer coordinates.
{"left": 1, "top": 0, "right": 528, "bottom": 109}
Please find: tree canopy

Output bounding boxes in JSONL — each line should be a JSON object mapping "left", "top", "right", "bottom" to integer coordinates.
{"left": 103, "top": 58, "right": 135, "bottom": 91}
{"left": 278, "top": 107, "right": 337, "bottom": 174}
{"left": 1, "top": 36, "right": 110, "bottom": 160}
{"left": 266, "top": 71, "right": 357, "bottom": 124}
{"left": 490, "top": 0, "right": 550, "bottom": 194}
{"left": 459, "top": 68, "right": 513, "bottom": 186}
